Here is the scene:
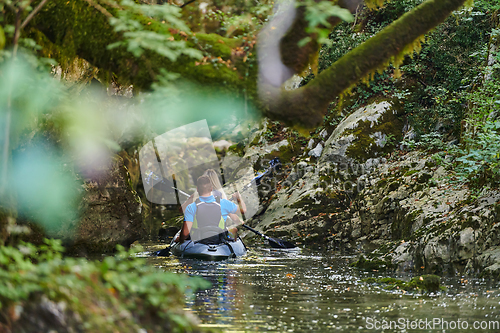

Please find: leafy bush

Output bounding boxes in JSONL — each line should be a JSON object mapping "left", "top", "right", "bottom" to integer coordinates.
{"left": 308, "top": 0, "right": 494, "bottom": 134}
{"left": 454, "top": 76, "right": 500, "bottom": 185}
{"left": 401, "top": 132, "right": 450, "bottom": 152}
{"left": 0, "top": 239, "right": 210, "bottom": 332}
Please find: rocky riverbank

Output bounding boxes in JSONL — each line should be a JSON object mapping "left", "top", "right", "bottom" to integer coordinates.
{"left": 236, "top": 101, "right": 500, "bottom": 279}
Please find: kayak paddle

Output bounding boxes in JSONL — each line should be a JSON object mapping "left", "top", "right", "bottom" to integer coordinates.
{"left": 155, "top": 246, "right": 172, "bottom": 256}
{"left": 242, "top": 224, "right": 297, "bottom": 249}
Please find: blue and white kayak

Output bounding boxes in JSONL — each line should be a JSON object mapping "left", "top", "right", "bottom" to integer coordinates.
{"left": 169, "top": 232, "right": 247, "bottom": 260}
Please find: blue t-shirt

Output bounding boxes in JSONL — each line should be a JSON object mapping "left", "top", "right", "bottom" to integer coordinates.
{"left": 184, "top": 195, "right": 238, "bottom": 224}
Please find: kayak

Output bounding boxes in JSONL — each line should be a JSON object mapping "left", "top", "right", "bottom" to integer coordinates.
{"left": 169, "top": 231, "right": 247, "bottom": 260}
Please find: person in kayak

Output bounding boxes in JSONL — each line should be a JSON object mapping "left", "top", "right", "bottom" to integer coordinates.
{"left": 180, "top": 169, "right": 247, "bottom": 215}
{"left": 175, "top": 175, "right": 243, "bottom": 244}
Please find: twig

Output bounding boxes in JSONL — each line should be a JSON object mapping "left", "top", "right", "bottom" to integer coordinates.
{"left": 20, "top": 0, "right": 49, "bottom": 30}
{"left": 83, "top": 0, "right": 113, "bottom": 18}
{"left": 352, "top": 3, "right": 361, "bottom": 29}
{"left": 180, "top": 0, "right": 196, "bottom": 8}
{"left": 100, "top": 0, "right": 122, "bottom": 10}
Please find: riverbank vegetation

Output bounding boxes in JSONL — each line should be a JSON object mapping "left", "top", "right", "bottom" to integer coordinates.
{"left": 0, "top": 239, "right": 209, "bottom": 332}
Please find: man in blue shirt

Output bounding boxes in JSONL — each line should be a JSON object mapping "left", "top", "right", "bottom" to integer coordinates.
{"left": 175, "top": 175, "right": 243, "bottom": 243}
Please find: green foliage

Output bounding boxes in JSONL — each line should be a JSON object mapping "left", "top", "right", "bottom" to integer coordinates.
{"left": 401, "top": 132, "right": 449, "bottom": 152}
{"left": 0, "top": 25, "right": 5, "bottom": 50}
{"left": 108, "top": 0, "right": 202, "bottom": 61}
{"left": 300, "top": 0, "right": 354, "bottom": 47}
{"left": 400, "top": 4, "right": 492, "bottom": 135}
{"left": 308, "top": 0, "right": 492, "bottom": 133}
{"left": 0, "top": 239, "right": 209, "bottom": 331}
{"left": 362, "top": 274, "right": 442, "bottom": 292}
{"left": 454, "top": 78, "right": 500, "bottom": 185}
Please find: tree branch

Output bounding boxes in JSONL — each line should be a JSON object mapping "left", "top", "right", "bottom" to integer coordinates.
{"left": 279, "top": 0, "right": 364, "bottom": 75}
{"left": 264, "top": 0, "right": 469, "bottom": 127}
{"left": 20, "top": 0, "right": 49, "bottom": 30}
{"left": 30, "top": 0, "right": 468, "bottom": 129}
{"left": 180, "top": 0, "right": 196, "bottom": 8}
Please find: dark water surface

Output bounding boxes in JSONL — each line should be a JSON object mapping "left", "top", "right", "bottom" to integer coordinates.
{"left": 141, "top": 242, "right": 500, "bottom": 332}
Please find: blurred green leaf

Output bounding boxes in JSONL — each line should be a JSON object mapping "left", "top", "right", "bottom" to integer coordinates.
{"left": 0, "top": 26, "right": 5, "bottom": 50}
{"left": 9, "top": 145, "right": 80, "bottom": 233}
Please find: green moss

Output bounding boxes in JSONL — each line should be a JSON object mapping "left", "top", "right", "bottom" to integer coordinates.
{"left": 363, "top": 274, "right": 442, "bottom": 292}
{"left": 407, "top": 275, "right": 441, "bottom": 292}
{"left": 392, "top": 209, "right": 422, "bottom": 240}
{"left": 415, "top": 184, "right": 425, "bottom": 192}
{"left": 342, "top": 104, "right": 404, "bottom": 161}
{"left": 249, "top": 135, "right": 260, "bottom": 147}
{"left": 404, "top": 170, "right": 419, "bottom": 177}
{"left": 276, "top": 143, "right": 296, "bottom": 164}
{"left": 266, "top": 0, "right": 468, "bottom": 128}
{"left": 0, "top": 241, "right": 210, "bottom": 332}
{"left": 289, "top": 190, "right": 349, "bottom": 217}
{"left": 388, "top": 181, "right": 399, "bottom": 192}
{"left": 194, "top": 33, "right": 239, "bottom": 59}
{"left": 350, "top": 255, "right": 395, "bottom": 271}
{"left": 418, "top": 173, "right": 432, "bottom": 183}
{"left": 228, "top": 142, "right": 246, "bottom": 157}
{"left": 376, "top": 178, "right": 388, "bottom": 188}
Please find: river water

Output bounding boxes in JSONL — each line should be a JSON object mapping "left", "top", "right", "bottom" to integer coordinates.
{"left": 142, "top": 242, "right": 500, "bottom": 332}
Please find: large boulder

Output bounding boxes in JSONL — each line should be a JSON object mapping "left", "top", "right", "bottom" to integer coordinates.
{"left": 245, "top": 101, "right": 405, "bottom": 248}
{"left": 68, "top": 152, "right": 145, "bottom": 254}
{"left": 321, "top": 101, "right": 404, "bottom": 163}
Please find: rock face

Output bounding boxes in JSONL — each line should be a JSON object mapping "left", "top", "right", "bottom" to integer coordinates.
{"left": 347, "top": 152, "right": 500, "bottom": 277}
{"left": 308, "top": 143, "right": 323, "bottom": 157}
{"left": 252, "top": 147, "right": 500, "bottom": 277}
{"left": 243, "top": 101, "right": 500, "bottom": 278}
{"left": 68, "top": 152, "right": 145, "bottom": 254}
{"left": 247, "top": 101, "right": 403, "bottom": 247}
{"left": 321, "top": 101, "right": 403, "bottom": 163}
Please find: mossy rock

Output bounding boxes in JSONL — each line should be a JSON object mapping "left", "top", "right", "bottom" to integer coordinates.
{"left": 228, "top": 142, "right": 246, "bottom": 157}
{"left": 350, "top": 255, "right": 394, "bottom": 271}
{"left": 407, "top": 274, "right": 442, "bottom": 292}
{"left": 363, "top": 275, "right": 443, "bottom": 292}
{"left": 391, "top": 209, "right": 422, "bottom": 241}
{"left": 388, "top": 181, "right": 399, "bottom": 192}
{"left": 414, "top": 184, "right": 425, "bottom": 192}
{"left": 343, "top": 102, "right": 404, "bottom": 161}
{"left": 418, "top": 173, "right": 432, "bottom": 184}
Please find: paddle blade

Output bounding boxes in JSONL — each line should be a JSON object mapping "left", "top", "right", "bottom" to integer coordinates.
{"left": 268, "top": 237, "right": 297, "bottom": 249}
{"left": 155, "top": 246, "right": 171, "bottom": 256}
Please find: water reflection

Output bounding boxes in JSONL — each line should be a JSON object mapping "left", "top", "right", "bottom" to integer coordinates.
{"left": 145, "top": 243, "right": 500, "bottom": 332}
